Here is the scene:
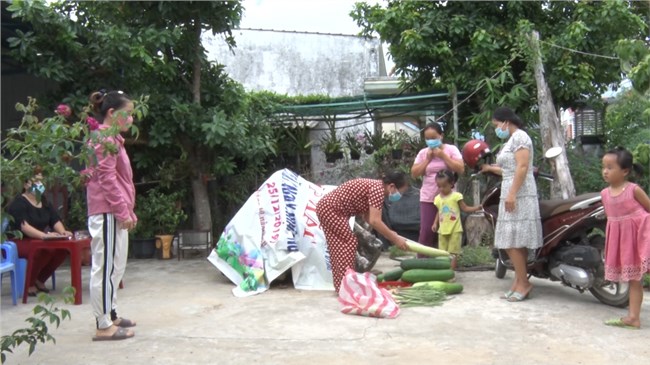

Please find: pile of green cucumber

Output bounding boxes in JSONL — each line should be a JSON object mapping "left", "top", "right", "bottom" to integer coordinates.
{"left": 377, "top": 256, "right": 463, "bottom": 294}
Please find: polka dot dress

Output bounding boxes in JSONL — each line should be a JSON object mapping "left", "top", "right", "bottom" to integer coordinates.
{"left": 316, "top": 178, "right": 385, "bottom": 292}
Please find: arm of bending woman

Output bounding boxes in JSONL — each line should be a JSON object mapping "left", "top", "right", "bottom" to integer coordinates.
{"left": 367, "top": 206, "right": 408, "bottom": 250}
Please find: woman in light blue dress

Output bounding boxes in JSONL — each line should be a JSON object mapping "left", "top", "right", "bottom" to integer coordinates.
{"left": 481, "top": 107, "right": 542, "bottom": 302}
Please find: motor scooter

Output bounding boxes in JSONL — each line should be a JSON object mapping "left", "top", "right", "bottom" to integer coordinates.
{"left": 475, "top": 147, "right": 628, "bottom": 307}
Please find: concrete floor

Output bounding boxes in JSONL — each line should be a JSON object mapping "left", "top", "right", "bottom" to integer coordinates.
{"left": 1, "top": 253, "right": 648, "bottom": 365}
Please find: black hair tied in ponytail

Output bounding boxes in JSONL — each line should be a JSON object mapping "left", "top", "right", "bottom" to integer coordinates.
{"left": 88, "top": 89, "right": 131, "bottom": 122}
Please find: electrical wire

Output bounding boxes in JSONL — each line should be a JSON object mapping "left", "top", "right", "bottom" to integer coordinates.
{"left": 426, "top": 53, "right": 520, "bottom": 129}
{"left": 540, "top": 40, "right": 620, "bottom": 60}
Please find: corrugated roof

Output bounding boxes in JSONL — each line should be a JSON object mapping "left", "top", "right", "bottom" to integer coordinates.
{"left": 272, "top": 91, "right": 456, "bottom": 123}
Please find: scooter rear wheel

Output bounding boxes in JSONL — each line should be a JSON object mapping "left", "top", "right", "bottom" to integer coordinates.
{"left": 589, "top": 281, "right": 629, "bottom": 308}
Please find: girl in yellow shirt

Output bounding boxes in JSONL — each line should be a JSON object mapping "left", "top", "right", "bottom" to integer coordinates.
{"left": 432, "top": 170, "right": 482, "bottom": 268}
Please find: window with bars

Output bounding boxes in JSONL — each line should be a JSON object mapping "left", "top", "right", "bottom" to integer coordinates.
{"left": 574, "top": 107, "right": 604, "bottom": 145}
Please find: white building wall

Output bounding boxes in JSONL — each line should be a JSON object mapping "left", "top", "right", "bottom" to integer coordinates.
{"left": 204, "top": 29, "right": 384, "bottom": 184}
{"left": 204, "top": 29, "right": 382, "bottom": 96}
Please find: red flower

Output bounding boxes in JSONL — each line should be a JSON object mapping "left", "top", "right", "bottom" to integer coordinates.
{"left": 55, "top": 104, "right": 72, "bottom": 118}
{"left": 86, "top": 116, "right": 100, "bottom": 131}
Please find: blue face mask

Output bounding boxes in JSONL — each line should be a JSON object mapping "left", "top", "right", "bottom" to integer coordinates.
{"left": 30, "top": 182, "right": 46, "bottom": 202}
{"left": 425, "top": 139, "right": 442, "bottom": 149}
{"left": 495, "top": 124, "right": 510, "bottom": 139}
{"left": 388, "top": 190, "right": 402, "bottom": 202}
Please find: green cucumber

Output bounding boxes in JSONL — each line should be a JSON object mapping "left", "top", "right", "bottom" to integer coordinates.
{"left": 377, "top": 268, "right": 404, "bottom": 282}
{"left": 400, "top": 258, "right": 451, "bottom": 271}
{"left": 413, "top": 281, "right": 463, "bottom": 294}
{"left": 401, "top": 269, "right": 455, "bottom": 283}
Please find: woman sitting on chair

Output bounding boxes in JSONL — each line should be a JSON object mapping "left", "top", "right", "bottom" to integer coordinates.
{"left": 5, "top": 167, "right": 72, "bottom": 296}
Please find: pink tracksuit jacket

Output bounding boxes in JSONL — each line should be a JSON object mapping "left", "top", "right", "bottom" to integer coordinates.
{"left": 85, "top": 127, "right": 137, "bottom": 223}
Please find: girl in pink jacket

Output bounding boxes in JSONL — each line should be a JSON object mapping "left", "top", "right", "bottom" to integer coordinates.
{"left": 85, "top": 90, "right": 137, "bottom": 341}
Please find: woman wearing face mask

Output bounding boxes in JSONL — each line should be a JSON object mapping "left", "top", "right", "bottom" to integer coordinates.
{"left": 5, "top": 167, "right": 73, "bottom": 296}
{"left": 480, "top": 107, "right": 542, "bottom": 302}
{"left": 411, "top": 122, "right": 464, "bottom": 251}
{"left": 316, "top": 171, "right": 410, "bottom": 293}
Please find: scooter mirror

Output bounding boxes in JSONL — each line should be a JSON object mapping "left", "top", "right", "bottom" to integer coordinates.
{"left": 544, "top": 146, "right": 563, "bottom": 159}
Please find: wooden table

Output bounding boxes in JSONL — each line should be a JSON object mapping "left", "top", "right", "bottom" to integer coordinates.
{"left": 16, "top": 238, "right": 91, "bottom": 305}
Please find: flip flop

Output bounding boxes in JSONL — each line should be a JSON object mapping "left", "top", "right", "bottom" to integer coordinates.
{"left": 500, "top": 290, "right": 514, "bottom": 299}
{"left": 507, "top": 291, "right": 528, "bottom": 302}
{"left": 92, "top": 327, "right": 135, "bottom": 341}
{"left": 604, "top": 318, "right": 639, "bottom": 330}
{"left": 35, "top": 282, "right": 50, "bottom": 293}
{"left": 114, "top": 318, "right": 136, "bottom": 328}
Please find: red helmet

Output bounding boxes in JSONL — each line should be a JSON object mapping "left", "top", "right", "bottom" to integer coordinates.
{"left": 462, "top": 139, "right": 491, "bottom": 168}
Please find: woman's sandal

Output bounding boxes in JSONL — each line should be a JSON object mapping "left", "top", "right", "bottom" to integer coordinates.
{"left": 507, "top": 289, "right": 532, "bottom": 302}
{"left": 507, "top": 292, "right": 527, "bottom": 302}
{"left": 35, "top": 283, "right": 50, "bottom": 293}
{"left": 92, "top": 327, "right": 135, "bottom": 341}
{"left": 113, "top": 318, "right": 136, "bottom": 328}
{"left": 500, "top": 290, "right": 514, "bottom": 299}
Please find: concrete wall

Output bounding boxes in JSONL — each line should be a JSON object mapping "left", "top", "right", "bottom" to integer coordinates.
{"left": 204, "top": 29, "right": 386, "bottom": 183}
{"left": 204, "top": 28, "right": 384, "bottom": 96}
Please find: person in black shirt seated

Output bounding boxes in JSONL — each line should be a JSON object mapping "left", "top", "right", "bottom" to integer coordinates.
{"left": 6, "top": 168, "right": 72, "bottom": 296}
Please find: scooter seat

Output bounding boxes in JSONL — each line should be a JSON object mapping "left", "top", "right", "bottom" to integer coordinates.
{"left": 538, "top": 192, "right": 600, "bottom": 219}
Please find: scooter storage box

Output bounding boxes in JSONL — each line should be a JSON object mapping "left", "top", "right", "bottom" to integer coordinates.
{"left": 553, "top": 245, "right": 601, "bottom": 268}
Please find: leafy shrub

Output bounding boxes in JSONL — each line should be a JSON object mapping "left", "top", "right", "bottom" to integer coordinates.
{"left": 457, "top": 245, "right": 494, "bottom": 268}
{"left": 566, "top": 144, "right": 606, "bottom": 195}
{"left": 1, "top": 288, "right": 74, "bottom": 363}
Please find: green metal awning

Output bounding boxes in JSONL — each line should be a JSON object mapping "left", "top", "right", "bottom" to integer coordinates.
{"left": 272, "top": 90, "right": 460, "bottom": 123}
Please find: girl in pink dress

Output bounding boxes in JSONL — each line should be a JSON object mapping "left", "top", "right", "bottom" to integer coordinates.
{"left": 601, "top": 147, "right": 650, "bottom": 329}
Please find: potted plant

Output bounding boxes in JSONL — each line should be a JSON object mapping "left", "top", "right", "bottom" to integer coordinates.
{"left": 344, "top": 131, "right": 364, "bottom": 160}
{"left": 284, "top": 125, "right": 313, "bottom": 167}
{"left": 363, "top": 129, "right": 389, "bottom": 155}
{"left": 404, "top": 133, "right": 423, "bottom": 158}
{"left": 130, "top": 193, "right": 157, "bottom": 259}
{"left": 321, "top": 117, "right": 344, "bottom": 163}
{"left": 131, "top": 188, "right": 187, "bottom": 259}
{"left": 387, "top": 130, "right": 409, "bottom": 160}
{"left": 148, "top": 188, "right": 187, "bottom": 260}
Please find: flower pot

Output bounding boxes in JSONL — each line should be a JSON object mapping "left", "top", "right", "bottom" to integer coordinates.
{"left": 130, "top": 238, "right": 156, "bottom": 259}
{"left": 364, "top": 147, "right": 374, "bottom": 154}
{"left": 350, "top": 150, "right": 361, "bottom": 160}
{"left": 391, "top": 149, "right": 403, "bottom": 159}
{"left": 325, "top": 151, "right": 344, "bottom": 163}
{"left": 155, "top": 234, "right": 174, "bottom": 260}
